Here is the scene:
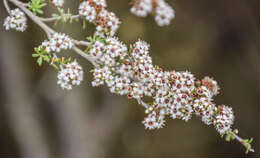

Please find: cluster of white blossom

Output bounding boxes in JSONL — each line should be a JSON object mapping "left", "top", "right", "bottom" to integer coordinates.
{"left": 143, "top": 105, "right": 166, "bottom": 129}
{"left": 95, "top": 9, "right": 120, "bottom": 36}
{"left": 130, "top": 0, "right": 153, "bottom": 17}
{"left": 51, "top": 0, "right": 64, "bottom": 7}
{"left": 201, "top": 76, "right": 220, "bottom": 97}
{"left": 192, "top": 77, "right": 234, "bottom": 134}
{"left": 3, "top": 8, "right": 27, "bottom": 32}
{"left": 86, "top": 36, "right": 234, "bottom": 133}
{"left": 57, "top": 60, "right": 84, "bottom": 90}
{"left": 79, "top": 1, "right": 97, "bottom": 22}
{"left": 130, "top": 0, "right": 175, "bottom": 26}
{"left": 78, "top": 0, "right": 120, "bottom": 36}
{"left": 155, "top": 0, "right": 175, "bottom": 26}
{"left": 214, "top": 105, "right": 234, "bottom": 134}
{"left": 41, "top": 33, "right": 74, "bottom": 53}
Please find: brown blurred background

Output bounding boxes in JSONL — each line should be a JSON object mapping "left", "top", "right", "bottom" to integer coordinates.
{"left": 0, "top": 0, "right": 260, "bottom": 158}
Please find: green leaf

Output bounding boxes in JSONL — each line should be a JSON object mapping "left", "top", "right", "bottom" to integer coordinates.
{"left": 225, "top": 134, "right": 231, "bottom": 142}
{"left": 37, "top": 57, "right": 43, "bottom": 66}
{"left": 249, "top": 138, "right": 253, "bottom": 143}
{"left": 43, "top": 56, "right": 50, "bottom": 62}
{"left": 29, "top": 0, "right": 47, "bottom": 15}
{"left": 37, "top": 9, "right": 43, "bottom": 14}
{"left": 32, "top": 53, "right": 40, "bottom": 57}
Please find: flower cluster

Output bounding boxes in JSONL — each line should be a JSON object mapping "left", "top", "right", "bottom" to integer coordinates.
{"left": 3, "top": 8, "right": 27, "bottom": 32}
{"left": 41, "top": 33, "right": 74, "bottom": 53}
{"left": 51, "top": 0, "right": 64, "bottom": 7}
{"left": 57, "top": 60, "right": 84, "bottom": 90}
{"left": 215, "top": 105, "right": 234, "bottom": 134}
{"left": 79, "top": 1, "right": 97, "bottom": 22}
{"left": 155, "top": 0, "right": 175, "bottom": 26}
{"left": 214, "top": 105, "right": 234, "bottom": 134}
{"left": 130, "top": 0, "right": 175, "bottom": 26}
{"left": 143, "top": 105, "right": 166, "bottom": 129}
{"left": 130, "top": 0, "right": 153, "bottom": 17}
{"left": 78, "top": 0, "right": 120, "bottom": 36}
{"left": 87, "top": 36, "right": 234, "bottom": 134}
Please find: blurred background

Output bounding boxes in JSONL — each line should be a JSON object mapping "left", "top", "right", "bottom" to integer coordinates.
{"left": 0, "top": 0, "right": 260, "bottom": 158}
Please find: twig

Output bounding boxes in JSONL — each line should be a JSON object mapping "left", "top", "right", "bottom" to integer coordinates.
{"left": 3, "top": 0, "right": 10, "bottom": 14}
{"left": 230, "top": 131, "right": 255, "bottom": 153}
{"left": 137, "top": 98, "right": 148, "bottom": 108}
{"left": 39, "top": 15, "right": 80, "bottom": 22}
{"left": 74, "top": 40, "right": 91, "bottom": 47}
{"left": 72, "top": 47, "right": 98, "bottom": 67}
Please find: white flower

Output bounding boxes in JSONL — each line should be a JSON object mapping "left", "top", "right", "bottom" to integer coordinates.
{"left": 92, "top": 66, "right": 110, "bottom": 87}
{"left": 95, "top": 37, "right": 127, "bottom": 66}
{"left": 106, "top": 37, "right": 127, "bottom": 59}
{"left": 169, "top": 92, "right": 193, "bottom": 121}
{"left": 130, "top": 0, "right": 153, "bottom": 17}
{"left": 117, "top": 60, "right": 135, "bottom": 79}
{"left": 89, "top": 40, "right": 106, "bottom": 59}
{"left": 57, "top": 61, "right": 84, "bottom": 90}
{"left": 202, "top": 76, "right": 220, "bottom": 97}
{"left": 155, "top": 0, "right": 175, "bottom": 26}
{"left": 3, "top": 8, "right": 27, "bottom": 32}
{"left": 201, "top": 103, "right": 216, "bottom": 125}
{"left": 129, "top": 82, "right": 144, "bottom": 99}
{"left": 79, "top": 1, "right": 97, "bottom": 22}
{"left": 93, "top": 0, "right": 107, "bottom": 8}
{"left": 96, "top": 9, "right": 120, "bottom": 36}
{"left": 52, "top": 0, "right": 64, "bottom": 7}
{"left": 41, "top": 33, "right": 74, "bottom": 53}
{"left": 143, "top": 105, "right": 166, "bottom": 130}
{"left": 110, "top": 76, "right": 131, "bottom": 95}
{"left": 215, "top": 105, "right": 234, "bottom": 134}
{"left": 193, "top": 97, "right": 210, "bottom": 115}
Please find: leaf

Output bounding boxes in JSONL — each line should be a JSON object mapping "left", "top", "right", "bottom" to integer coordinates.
{"left": 32, "top": 53, "right": 40, "bottom": 57}
{"left": 83, "top": 20, "right": 86, "bottom": 29}
{"left": 37, "top": 9, "right": 43, "bottom": 14}
{"left": 43, "top": 56, "right": 50, "bottom": 62}
{"left": 37, "top": 57, "right": 43, "bottom": 66}
{"left": 225, "top": 134, "right": 231, "bottom": 142}
{"left": 29, "top": 0, "right": 46, "bottom": 15}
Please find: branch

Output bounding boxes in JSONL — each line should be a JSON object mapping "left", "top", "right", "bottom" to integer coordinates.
{"left": 3, "top": 0, "right": 10, "bottom": 14}
{"left": 39, "top": 15, "right": 80, "bottom": 22}
{"left": 72, "top": 46, "right": 98, "bottom": 67}
{"left": 230, "top": 131, "right": 255, "bottom": 153}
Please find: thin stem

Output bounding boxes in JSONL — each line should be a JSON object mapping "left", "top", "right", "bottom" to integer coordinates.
{"left": 230, "top": 131, "right": 255, "bottom": 153}
{"left": 137, "top": 98, "right": 148, "bottom": 108}
{"left": 3, "top": 0, "right": 10, "bottom": 14}
{"left": 72, "top": 47, "right": 97, "bottom": 67}
{"left": 74, "top": 40, "right": 91, "bottom": 47}
{"left": 39, "top": 15, "right": 80, "bottom": 22}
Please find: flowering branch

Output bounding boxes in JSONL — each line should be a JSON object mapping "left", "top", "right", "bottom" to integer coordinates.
{"left": 3, "top": 0, "right": 254, "bottom": 154}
